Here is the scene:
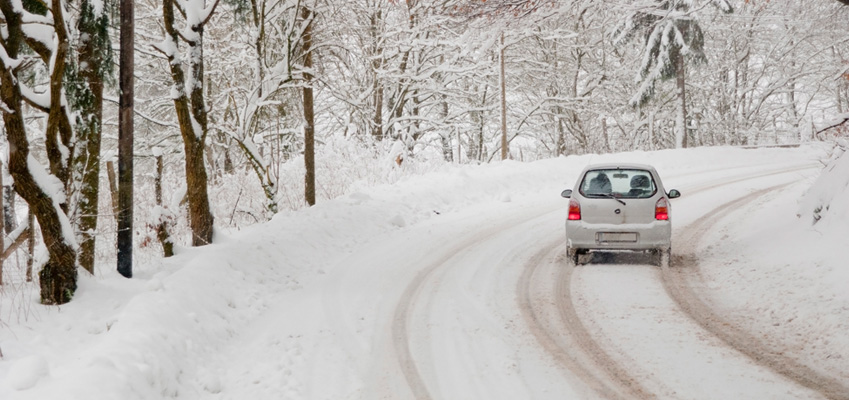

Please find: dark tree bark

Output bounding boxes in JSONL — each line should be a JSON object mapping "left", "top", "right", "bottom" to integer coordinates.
{"left": 302, "top": 5, "right": 316, "bottom": 206}
{"left": 117, "top": 0, "right": 134, "bottom": 277}
{"left": 27, "top": 212, "right": 34, "bottom": 282}
{"left": 75, "top": 0, "right": 109, "bottom": 274}
{"left": 106, "top": 161, "right": 120, "bottom": 216}
{"left": 44, "top": 10, "right": 74, "bottom": 199}
{"left": 1, "top": 79, "right": 78, "bottom": 305}
{"left": 160, "top": 0, "right": 217, "bottom": 246}
{"left": 1, "top": 0, "right": 78, "bottom": 304}
{"left": 155, "top": 155, "right": 174, "bottom": 257}
{"left": 3, "top": 186, "right": 17, "bottom": 234}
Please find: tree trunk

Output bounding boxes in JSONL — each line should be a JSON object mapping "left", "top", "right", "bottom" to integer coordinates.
{"left": 370, "top": 8, "right": 384, "bottom": 140}
{"left": 106, "top": 161, "right": 120, "bottom": 216}
{"left": 389, "top": 9, "right": 417, "bottom": 140}
{"left": 75, "top": 0, "right": 107, "bottom": 274}
{"left": 601, "top": 117, "right": 610, "bottom": 153}
{"left": 440, "top": 94, "right": 454, "bottom": 162}
{"left": 117, "top": 0, "right": 134, "bottom": 278}
{"left": 161, "top": 0, "right": 216, "bottom": 246}
{"left": 184, "top": 131, "right": 215, "bottom": 246}
{"left": 3, "top": 186, "right": 16, "bottom": 234}
{"left": 44, "top": 0, "right": 74, "bottom": 198}
{"left": 2, "top": 86, "right": 78, "bottom": 304}
{"left": 1, "top": 0, "right": 78, "bottom": 304}
{"left": 648, "top": 111, "right": 655, "bottom": 150}
{"left": 373, "top": 80, "right": 384, "bottom": 139}
{"left": 187, "top": 31, "right": 214, "bottom": 246}
{"left": 500, "top": 32, "right": 508, "bottom": 160}
{"left": 675, "top": 55, "right": 688, "bottom": 149}
{"left": 155, "top": 155, "right": 174, "bottom": 257}
{"left": 27, "top": 211, "right": 34, "bottom": 282}
{"left": 302, "top": 5, "right": 316, "bottom": 206}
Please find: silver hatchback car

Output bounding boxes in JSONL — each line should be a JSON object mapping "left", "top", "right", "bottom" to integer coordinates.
{"left": 561, "top": 163, "right": 680, "bottom": 266}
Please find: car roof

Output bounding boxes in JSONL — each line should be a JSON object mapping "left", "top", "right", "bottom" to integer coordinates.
{"left": 580, "top": 163, "right": 657, "bottom": 173}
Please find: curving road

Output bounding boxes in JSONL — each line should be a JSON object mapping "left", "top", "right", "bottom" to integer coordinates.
{"left": 322, "top": 161, "right": 844, "bottom": 399}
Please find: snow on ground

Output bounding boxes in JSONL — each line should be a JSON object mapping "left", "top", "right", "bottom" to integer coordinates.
{"left": 0, "top": 144, "right": 845, "bottom": 399}
{"left": 697, "top": 142, "right": 849, "bottom": 383}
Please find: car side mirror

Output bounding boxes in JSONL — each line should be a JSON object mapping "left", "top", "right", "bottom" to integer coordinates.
{"left": 561, "top": 189, "right": 573, "bottom": 198}
{"left": 667, "top": 189, "right": 681, "bottom": 199}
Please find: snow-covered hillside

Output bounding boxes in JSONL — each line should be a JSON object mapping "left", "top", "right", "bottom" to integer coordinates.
{"left": 1, "top": 144, "right": 846, "bottom": 399}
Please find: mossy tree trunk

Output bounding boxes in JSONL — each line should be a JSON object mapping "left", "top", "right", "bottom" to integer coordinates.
{"left": 0, "top": 0, "right": 79, "bottom": 304}
{"left": 73, "top": 0, "right": 110, "bottom": 274}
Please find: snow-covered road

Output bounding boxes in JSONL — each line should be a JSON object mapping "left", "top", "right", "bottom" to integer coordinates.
{"left": 3, "top": 145, "right": 847, "bottom": 400}
{"left": 314, "top": 162, "right": 836, "bottom": 400}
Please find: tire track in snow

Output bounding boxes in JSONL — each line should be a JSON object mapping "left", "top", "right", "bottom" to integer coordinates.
{"left": 664, "top": 181, "right": 849, "bottom": 400}
{"left": 517, "top": 242, "right": 656, "bottom": 400}
{"left": 391, "top": 205, "right": 562, "bottom": 400}
{"left": 513, "top": 163, "right": 821, "bottom": 400}
{"left": 390, "top": 161, "right": 823, "bottom": 400}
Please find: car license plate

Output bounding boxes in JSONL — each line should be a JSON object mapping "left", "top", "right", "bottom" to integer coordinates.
{"left": 598, "top": 232, "right": 638, "bottom": 243}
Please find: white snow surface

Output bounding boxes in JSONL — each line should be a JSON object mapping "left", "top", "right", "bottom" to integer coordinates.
{"left": 1, "top": 144, "right": 847, "bottom": 399}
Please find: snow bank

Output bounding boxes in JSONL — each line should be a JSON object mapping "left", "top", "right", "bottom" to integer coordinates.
{"left": 797, "top": 140, "right": 849, "bottom": 226}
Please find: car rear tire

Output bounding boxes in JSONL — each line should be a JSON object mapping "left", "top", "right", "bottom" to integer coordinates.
{"left": 567, "top": 247, "right": 580, "bottom": 265}
{"left": 656, "top": 247, "right": 671, "bottom": 268}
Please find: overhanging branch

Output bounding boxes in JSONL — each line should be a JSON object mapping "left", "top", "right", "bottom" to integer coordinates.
{"left": 816, "top": 115, "right": 849, "bottom": 136}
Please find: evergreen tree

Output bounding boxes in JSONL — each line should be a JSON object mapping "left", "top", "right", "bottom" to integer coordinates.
{"left": 612, "top": 0, "right": 732, "bottom": 148}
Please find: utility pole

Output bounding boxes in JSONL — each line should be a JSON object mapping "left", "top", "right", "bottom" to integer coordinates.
{"left": 302, "top": 5, "right": 316, "bottom": 206}
{"left": 117, "top": 0, "right": 134, "bottom": 278}
{"left": 500, "top": 32, "right": 508, "bottom": 160}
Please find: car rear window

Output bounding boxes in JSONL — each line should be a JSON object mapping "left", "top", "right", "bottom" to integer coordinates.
{"left": 579, "top": 169, "right": 656, "bottom": 199}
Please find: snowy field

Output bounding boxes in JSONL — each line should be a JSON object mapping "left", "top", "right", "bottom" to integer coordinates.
{"left": 1, "top": 144, "right": 847, "bottom": 399}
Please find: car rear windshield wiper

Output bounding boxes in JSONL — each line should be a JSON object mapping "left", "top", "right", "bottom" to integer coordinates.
{"left": 598, "top": 193, "right": 627, "bottom": 205}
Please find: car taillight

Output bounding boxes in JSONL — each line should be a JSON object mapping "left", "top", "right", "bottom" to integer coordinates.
{"left": 568, "top": 198, "right": 581, "bottom": 220}
{"left": 655, "top": 197, "right": 669, "bottom": 220}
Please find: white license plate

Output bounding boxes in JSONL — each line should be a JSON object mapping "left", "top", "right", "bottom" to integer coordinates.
{"left": 598, "top": 232, "right": 638, "bottom": 243}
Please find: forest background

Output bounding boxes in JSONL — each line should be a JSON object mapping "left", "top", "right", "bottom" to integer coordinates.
{"left": 0, "top": 0, "right": 847, "bottom": 305}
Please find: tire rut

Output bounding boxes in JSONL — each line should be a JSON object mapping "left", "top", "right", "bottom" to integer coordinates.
{"left": 517, "top": 242, "right": 656, "bottom": 400}
{"left": 663, "top": 181, "right": 849, "bottom": 400}
{"left": 391, "top": 162, "right": 825, "bottom": 400}
{"left": 391, "top": 205, "right": 561, "bottom": 400}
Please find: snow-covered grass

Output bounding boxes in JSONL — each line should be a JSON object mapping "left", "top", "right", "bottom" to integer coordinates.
{"left": 0, "top": 142, "right": 845, "bottom": 399}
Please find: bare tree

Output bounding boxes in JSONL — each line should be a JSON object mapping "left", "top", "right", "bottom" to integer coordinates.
{"left": 213, "top": 0, "right": 308, "bottom": 215}
{"left": 446, "top": 0, "right": 555, "bottom": 19}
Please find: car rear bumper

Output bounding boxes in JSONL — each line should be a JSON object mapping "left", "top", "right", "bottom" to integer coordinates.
{"left": 565, "top": 220, "right": 671, "bottom": 250}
